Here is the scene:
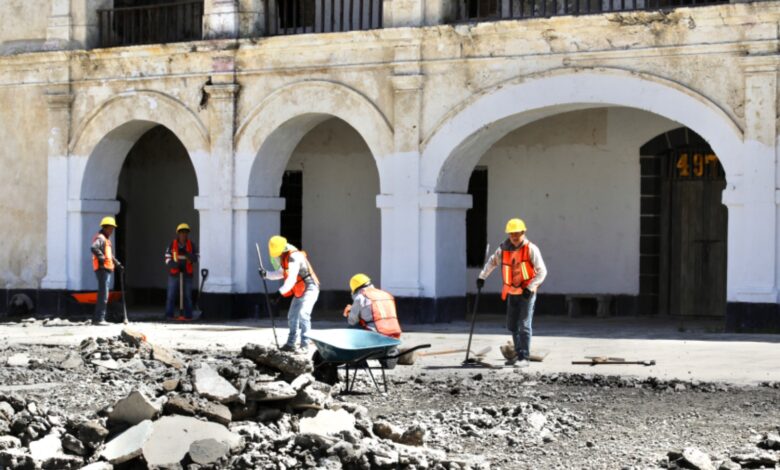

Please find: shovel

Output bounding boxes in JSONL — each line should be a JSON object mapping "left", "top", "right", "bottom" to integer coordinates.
{"left": 463, "top": 244, "right": 490, "bottom": 367}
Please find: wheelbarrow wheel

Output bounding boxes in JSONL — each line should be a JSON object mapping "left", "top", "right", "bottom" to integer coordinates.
{"left": 312, "top": 351, "right": 339, "bottom": 385}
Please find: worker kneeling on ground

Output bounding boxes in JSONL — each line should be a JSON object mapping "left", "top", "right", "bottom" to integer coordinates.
{"left": 343, "top": 273, "right": 402, "bottom": 339}
{"left": 343, "top": 273, "right": 402, "bottom": 369}
{"left": 164, "top": 223, "right": 199, "bottom": 321}
{"left": 260, "top": 236, "right": 320, "bottom": 352}
{"left": 477, "top": 218, "right": 547, "bottom": 368}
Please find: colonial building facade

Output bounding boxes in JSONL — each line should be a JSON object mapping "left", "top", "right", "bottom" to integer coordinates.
{"left": 1, "top": 0, "right": 779, "bottom": 328}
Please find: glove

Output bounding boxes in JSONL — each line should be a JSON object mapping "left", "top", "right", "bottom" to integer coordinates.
{"left": 270, "top": 293, "right": 282, "bottom": 306}
{"left": 114, "top": 261, "right": 124, "bottom": 271}
{"left": 476, "top": 278, "right": 485, "bottom": 289}
{"left": 258, "top": 268, "right": 267, "bottom": 279}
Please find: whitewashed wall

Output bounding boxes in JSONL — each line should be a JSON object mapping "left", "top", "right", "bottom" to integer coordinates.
{"left": 286, "top": 119, "right": 381, "bottom": 291}
{"left": 467, "top": 108, "right": 679, "bottom": 295}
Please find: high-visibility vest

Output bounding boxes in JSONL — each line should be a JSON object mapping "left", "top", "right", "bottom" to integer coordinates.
{"left": 501, "top": 240, "right": 536, "bottom": 301}
{"left": 360, "top": 287, "right": 402, "bottom": 339}
{"left": 280, "top": 249, "right": 320, "bottom": 298}
{"left": 91, "top": 232, "right": 115, "bottom": 272}
{"left": 169, "top": 239, "right": 194, "bottom": 276}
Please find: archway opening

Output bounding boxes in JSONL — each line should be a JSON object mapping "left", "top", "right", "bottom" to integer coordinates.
{"left": 458, "top": 107, "right": 726, "bottom": 317}
{"left": 280, "top": 118, "right": 381, "bottom": 308}
{"left": 115, "top": 125, "right": 199, "bottom": 311}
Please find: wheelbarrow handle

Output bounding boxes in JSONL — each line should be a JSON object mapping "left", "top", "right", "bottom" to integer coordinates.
{"left": 385, "top": 344, "right": 431, "bottom": 360}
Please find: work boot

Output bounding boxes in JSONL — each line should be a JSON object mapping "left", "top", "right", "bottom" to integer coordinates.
{"left": 514, "top": 359, "right": 530, "bottom": 369}
{"left": 92, "top": 320, "right": 110, "bottom": 326}
{"left": 298, "top": 343, "right": 309, "bottom": 353}
{"left": 280, "top": 344, "right": 296, "bottom": 352}
{"left": 505, "top": 357, "right": 518, "bottom": 366}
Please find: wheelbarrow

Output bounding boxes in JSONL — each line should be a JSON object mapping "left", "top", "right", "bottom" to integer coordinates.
{"left": 307, "top": 329, "right": 430, "bottom": 393}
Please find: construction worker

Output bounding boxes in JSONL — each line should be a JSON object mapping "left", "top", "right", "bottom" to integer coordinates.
{"left": 90, "top": 216, "right": 122, "bottom": 326}
{"left": 477, "top": 218, "right": 547, "bottom": 368}
{"left": 164, "top": 223, "right": 199, "bottom": 321}
{"left": 343, "top": 274, "right": 402, "bottom": 339}
{"left": 260, "top": 236, "right": 320, "bottom": 352}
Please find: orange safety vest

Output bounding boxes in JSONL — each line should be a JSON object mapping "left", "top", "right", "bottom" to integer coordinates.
{"left": 280, "top": 249, "right": 320, "bottom": 298}
{"left": 360, "top": 287, "right": 402, "bottom": 339}
{"left": 501, "top": 240, "right": 536, "bottom": 301}
{"left": 91, "top": 232, "right": 115, "bottom": 272}
{"left": 169, "top": 239, "right": 194, "bottom": 276}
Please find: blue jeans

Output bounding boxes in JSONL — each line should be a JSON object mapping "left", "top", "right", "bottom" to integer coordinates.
{"left": 94, "top": 269, "right": 113, "bottom": 322}
{"left": 506, "top": 293, "right": 536, "bottom": 360}
{"left": 166, "top": 275, "right": 193, "bottom": 318}
{"left": 286, "top": 287, "right": 319, "bottom": 347}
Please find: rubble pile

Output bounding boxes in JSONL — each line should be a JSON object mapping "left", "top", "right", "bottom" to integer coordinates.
{"left": 0, "top": 330, "right": 492, "bottom": 469}
{"left": 663, "top": 428, "right": 780, "bottom": 470}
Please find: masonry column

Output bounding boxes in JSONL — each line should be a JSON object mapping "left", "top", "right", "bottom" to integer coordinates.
{"left": 196, "top": 58, "right": 240, "bottom": 317}
{"left": 233, "top": 196, "right": 285, "bottom": 293}
{"left": 204, "top": 0, "right": 241, "bottom": 39}
{"left": 42, "top": 87, "right": 73, "bottom": 291}
{"left": 725, "top": 57, "right": 779, "bottom": 329}
{"left": 45, "top": 0, "right": 72, "bottom": 49}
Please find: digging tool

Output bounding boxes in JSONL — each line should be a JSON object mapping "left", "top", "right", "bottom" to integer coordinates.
{"left": 572, "top": 357, "right": 656, "bottom": 366}
{"left": 118, "top": 265, "right": 128, "bottom": 325}
{"left": 463, "top": 244, "right": 490, "bottom": 367}
{"left": 500, "top": 342, "right": 549, "bottom": 362}
{"left": 400, "top": 346, "right": 491, "bottom": 365}
{"left": 256, "top": 243, "right": 280, "bottom": 348}
{"left": 178, "top": 272, "right": 184, "bottom": 318}
{"left": 194, "top": 268, "right": 208, "bottom": 319}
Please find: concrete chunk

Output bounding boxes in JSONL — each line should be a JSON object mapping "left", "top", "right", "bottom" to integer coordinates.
{"left": 192, "top": 363, "right": 240, "bottom": 403}
{"left": 241, "top": 343, "right": 313, "bottom": 376}
{"left": 142, "top": 416, "right": 241, "bottom": 467}
{"left": 245, "top": 380, "right": 297, "bottom": 402}
{"left": 188, "top": 438, "right": 230, "bottom": 466}
{"left": 299, "top": 409, "right": 356, "bottom": 437}
{"left": 101, "top": 419, "right": 154, "bottom": 465}
{"left": 151, "top": 344, "right": 184, "bottom": 369}
{"left": 7, "top": 354, "right": 30, "bottom": 367}
{"left": 28, "top": 433, "right": 63, "bottom": 461}
{"left": 108, "top": 390, "right": 161, "bottom": 425}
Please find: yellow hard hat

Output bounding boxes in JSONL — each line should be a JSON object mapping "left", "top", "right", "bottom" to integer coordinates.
{"left": 176, "top": 223, "right": 191, "bottom": 233}
{"left": 350, "top": 273, "right": 371, "bottom": 294}
{"left": 268, "top": 235, "right": 288, "bottom": 258}
{"left": 100, "top": 216, "right": 117, "bottom": 228}
{"left": 505, "top": 218, "right": 527, "bottom": 234}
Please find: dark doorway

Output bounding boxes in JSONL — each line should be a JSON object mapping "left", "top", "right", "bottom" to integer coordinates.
{"left": 639, "top": 128, "right": 727, "bottom": 317}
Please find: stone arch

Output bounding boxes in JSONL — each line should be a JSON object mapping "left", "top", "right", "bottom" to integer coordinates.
{"left": 234, "top": 80, "right": 394, "bottom": 197}
{"left": 70, "top": 90, "right": 210, "bottom": 199}
{"left": 421, "top": 67, "right": 744, "bottom": 193}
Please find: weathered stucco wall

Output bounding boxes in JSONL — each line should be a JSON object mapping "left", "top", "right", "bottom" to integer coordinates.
{"left": 468, "top": 108, "right": 679, "bottom": 296}
{"left": 0, "top": 0, "right": 49, "bottom": 51}
{"left": 0, "top": 86, "right": 49, "bottom": 288}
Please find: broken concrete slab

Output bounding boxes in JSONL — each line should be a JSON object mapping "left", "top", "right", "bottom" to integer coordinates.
{"left": 162, "top": 379, "right": 179, "bottom": 392}
{"left": 163, "top": 395, "right": 197, "bottom": 416}
{"left": 241, "top": 343, "right": 313, "bottom": 376}
{"left": 29, "top": 432, "right": 64, "bottom": 462}
{"left": 108, "top": 390, "right": 161, "bottom": 426}
{"left": 80, "top": 462, "right": 114, "bottom": 470}
{"left": 192, "top": 363, "right": 239, "bottom": 403}
{"left": 198, "top": 401, "right": 232, "bottom": 426}
{"left": 0, "top": 436, "right": 21, "bottom": 450}
{"left": 299, "top": 409, "right": 356, "bottom": 437}
{"left": 120, "top": 328, "right": 146, "bottom": 347}
{"left": 92, "top": 358, "right": 120, "bottom": 370}
{"left": 142, "top": 416, "right": 241, "bottom": 467}
{"left": 100, "top": 419, "right": 154, "bottom": 465}
{"left": 61, "top": 433, "right": 86, "bottom": 456}
{"left": 0, "top": 401, "right": 14, "bottom": 420}
{"left": 245, "top": 380, "right": 297, "bottom": 402}
{"left": 188, "top": 438, "right": 230, "bottom": 466}
{"left": 77, "top": 420, "right": 109, "bottom": 448}
{"left": 58, "top": 352, "right": 83, "bottom": 370}
{"left": 151, "top": 344, "right": 184, "bottom": 369}
{"left": 6, "top": 353, "right": 29, "bottom": 367}
{"left": 681, "top": 447, "right": 715, "bottom": 470}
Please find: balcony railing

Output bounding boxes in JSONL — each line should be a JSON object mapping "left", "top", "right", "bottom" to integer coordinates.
{"left": 454, "top": 0, "right": 727, "bottom": 22}
{"left": 98, "top": 1, "right": 204, "bottom": 48}
{"left": 263, "top": 0, "right": 383, "bottom": 36}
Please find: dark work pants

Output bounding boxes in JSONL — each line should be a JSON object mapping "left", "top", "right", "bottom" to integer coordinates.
{"left": 94, "top": 269, "right": 113, "bottom": 322}
{"left": 506, "top": 293, "right": 537, "bottom": 360}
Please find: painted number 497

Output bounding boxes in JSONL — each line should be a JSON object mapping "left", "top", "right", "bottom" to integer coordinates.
{"left": 676, "top": 153, "right": 718, "bottom": 177}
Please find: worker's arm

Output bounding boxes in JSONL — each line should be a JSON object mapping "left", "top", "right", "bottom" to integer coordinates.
{"left": 265, "top": 269, "right": 284, "bottom": 281}
{"left": 277, "top": 252, "right": 302, "bottom": 295}
{"left": 527, "top": 243, "right": 547, "bottom": 291}
{"left": 478, "top": 246, "right": 503, "bottom": 280}
{"left": 91, "top": 236, "right": 106, "bottom": 264}
{"left": 347, "top": 294, "right": 369, "bottom": 326}
{"left": 164, "top": 244, "right": 175, "bottom": 267}
{"left": 191, "top": 241, "right": 199, "bottom": 264}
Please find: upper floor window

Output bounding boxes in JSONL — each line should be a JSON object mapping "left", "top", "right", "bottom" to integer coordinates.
{"left": 97, "top": 0, "right": 204, "bottom": 48}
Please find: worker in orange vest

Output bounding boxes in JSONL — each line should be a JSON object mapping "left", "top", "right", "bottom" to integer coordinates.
{"left": 343, "top": 273, "right": 402, "bottom": 339}
{"left": 261, "top": 236, "right": 320, "bottom": 352}
{"left": 90, "top": 216, "right": 122, "bottom": 326}
{"left": 164, "top": 223, "right": 199, "bottom": 321}
{"left": 477, "top": 218, "right": 547, "bottom": 368}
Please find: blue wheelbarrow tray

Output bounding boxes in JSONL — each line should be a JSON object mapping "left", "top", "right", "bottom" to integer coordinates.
{"left": 307, "top": 329, "right": 401, "bottom": 363}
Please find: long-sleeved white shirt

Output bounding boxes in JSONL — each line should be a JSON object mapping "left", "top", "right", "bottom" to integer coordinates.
{"left": 266, "top": 249, "right": 317, "bottom": 296}
{"left": 347, "top": 288, "right": 374, "bottom": 327}
{"left": 478, "top": 239, "right": 548, "bottom": 290}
